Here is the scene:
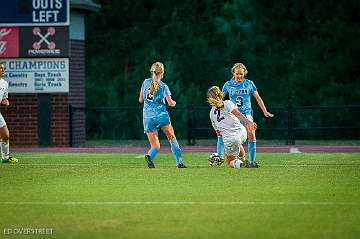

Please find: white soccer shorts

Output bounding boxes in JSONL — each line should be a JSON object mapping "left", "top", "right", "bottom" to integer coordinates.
{"left": 222, "top": 127, "right": 247, "bottom": 157}
{"left": 0, "top": 113, "right": 6, "bottom": 128}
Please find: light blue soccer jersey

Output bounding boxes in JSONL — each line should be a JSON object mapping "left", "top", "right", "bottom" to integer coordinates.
{"left": 141, "top": 78, "right": 171, "bottom": 118}
{"left": 222, "top": 79, "right": 257, "bottom": 115}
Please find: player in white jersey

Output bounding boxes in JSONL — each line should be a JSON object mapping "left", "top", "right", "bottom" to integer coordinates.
{"left": 139, "top": 62, "right": 186, "bottom": 168}
{"left": 0, "top": 63, "right": 18, "bottom": 163}
{"left": 207, "top": 86, "right": 256, "bottom": 168}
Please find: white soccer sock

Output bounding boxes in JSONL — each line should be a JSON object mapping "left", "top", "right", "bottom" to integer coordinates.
{"left": 1, "top": 141, "right": 10, "bottom": 160}
{"left": 231, "top": 159, "right": 243, "bottom": 168}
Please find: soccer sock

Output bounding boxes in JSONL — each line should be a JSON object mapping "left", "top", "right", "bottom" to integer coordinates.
{"left": 147, "top": 147, "right": 158, "bottom": 161}
{"left": 216, "top": 136, "right": 224, "bottom": 159}
{"left": 0, "top": 141, "right": 10, "bottom": 160}
{"left": 169, "top": 139, "right": 183, "bottom": 165}
{"left": 248, "top": 140, "right": 256, "bottom": 163}
{"left": 231, "top": 159, "right": 243, "bottom": 168}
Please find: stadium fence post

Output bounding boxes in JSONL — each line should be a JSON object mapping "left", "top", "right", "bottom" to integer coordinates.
{"left": 286, "top": 104, "right": 295, "bottom": 145}
{"left": 69, "top": 104, "right": 73, "bottom": 147}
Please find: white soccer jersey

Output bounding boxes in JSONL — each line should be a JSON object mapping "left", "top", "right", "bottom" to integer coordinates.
{"left": 210, "top": 100, "right": 247, "bottom": 156}
{"left": 209, "top": 100, "right": 243, "bottom": 133}
{"left": 0, "top": 78, "right": 8, "bottom": 100}
{"left": 0, "top": 78, "right": 8, "bottom": 128}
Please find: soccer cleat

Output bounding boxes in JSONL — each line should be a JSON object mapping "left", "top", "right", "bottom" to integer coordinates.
{"left": 145, "top": 155, "right": 155, "bottom": 168}
{"left": 177, "top": 163, "right": 187, "bottom": 168}
{"left": 240, "top": 160, "right": 250, "bottom": 168}
{"left": 249, "top": 162, "right": 260, "bottom": 168}
{"left": 2, "top": 157, "right": 18, "bottom": 164}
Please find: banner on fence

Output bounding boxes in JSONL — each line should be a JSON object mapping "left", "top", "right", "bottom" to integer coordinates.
{"left": 0, "top": 58, "right": 69, "bottom": 93}
{"left": 0, "top": 26, "right": 69, "bottom": 58}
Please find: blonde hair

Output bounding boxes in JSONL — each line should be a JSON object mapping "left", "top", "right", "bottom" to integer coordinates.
{"left": 149, "top": 62, "right": 164, "bottom": 95}
{"left": 231, "top": 63, "right": 248, "bottom": 79}
{"left": 207, "top": 86, "right": 225, "bottom": 109}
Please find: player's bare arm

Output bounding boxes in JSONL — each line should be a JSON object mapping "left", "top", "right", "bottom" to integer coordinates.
{"left": 165, "top": 96, "right": 176, "bottom": 107}
{"left": 253, "top": 91, "right": 274, "bottom": 118}
{"left": 231, "top": 108, "right": 257, "bottom": 131}
{"left": 138, "top": 90, "right": 144, "bottom": 103}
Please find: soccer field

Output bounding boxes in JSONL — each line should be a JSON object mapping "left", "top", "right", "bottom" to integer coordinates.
{"left": 1, "top": 152, "right": 359, "bottom": 239}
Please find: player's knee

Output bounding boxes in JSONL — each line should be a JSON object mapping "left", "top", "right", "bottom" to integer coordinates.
{"left": 247, "top": 132, "right": 256, "bottom": 141}
{"left": 0, "top": 134, "right": 9, "bottom": 142}
{"left": 225, "top": 155, "right": 233, "bottom": 167}
{"left": 166, "top": 133, "right": 176, "bottom": 141}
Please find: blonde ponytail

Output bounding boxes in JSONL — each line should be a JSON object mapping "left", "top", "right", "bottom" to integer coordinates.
{"left": 207, "top": 86, "right": 225, "bottom": 109}
{"left": 149, "top": 62, "right": 164, "bottom": 95}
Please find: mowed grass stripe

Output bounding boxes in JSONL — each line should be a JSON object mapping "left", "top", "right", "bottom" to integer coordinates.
{"left": 2, "top": 201, "right": 359, "bottom": 206}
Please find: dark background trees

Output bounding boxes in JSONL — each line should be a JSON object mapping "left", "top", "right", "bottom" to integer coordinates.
{"left": 84, "top": 0, "right": 360, "bottom": 140}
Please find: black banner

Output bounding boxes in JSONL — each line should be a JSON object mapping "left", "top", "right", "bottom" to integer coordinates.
{"left": 19, "top": 26, "right": 69, "bottom": 57}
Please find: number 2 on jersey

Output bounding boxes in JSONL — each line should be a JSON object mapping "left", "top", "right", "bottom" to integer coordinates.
{"left": 214, "top": 109, "right": 225, "bottom": 122}
{"left": 146, "top": 88, "right": 154, "bottom": 101}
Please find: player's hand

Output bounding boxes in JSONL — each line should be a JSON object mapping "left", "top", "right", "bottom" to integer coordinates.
{"left": 1, "top": 99, "right": 9, "bottom": 106}
{"left": 168, "top": 100, "right": 176, "bottom": 107}
{"left": 264, "top": 111, "right": 274, "bottom": 118}
{"left": 245, "top": 121, "right": 257, "bottom": 131}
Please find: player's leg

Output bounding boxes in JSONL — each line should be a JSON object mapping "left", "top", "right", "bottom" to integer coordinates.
{"left": 247, "top": 129, "right": 257, "bottom": 167}
{"left": 239, "top": 144, "right": 246, "bottom": 160}
{"left": 161, "top": 124, "right": 186, "bottom": 168}
{"left": 145, "top": 131, "right": 160, "bottom": 168}
{"left": 223, "top": 132, "right": 244, "bottom": 168}
{"left": 215, "top": 130, "right": 225, "bottom": 160}
{"left": 143, "top": 117, "right": 159, "bottom": 168}
{"left": 245, "top": 115, "right": 257, "bottom": 167}
{"left": 225, "top": 153, "right": 244, "bottom": 169}
{"left": 0, "top": 123, "right": 18, "bottom": 163}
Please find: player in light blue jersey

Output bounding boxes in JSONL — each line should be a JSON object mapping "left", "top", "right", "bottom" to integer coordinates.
{"left": 221, "top": 63, "right": 274, "bottom": 167}
{"left": 138, "top": 62, "right": 186, "bottom": 168}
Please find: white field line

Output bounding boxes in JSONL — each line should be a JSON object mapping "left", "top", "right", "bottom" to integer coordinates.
{"left": 1, "top": 201, "right": 359, "bottom": 206}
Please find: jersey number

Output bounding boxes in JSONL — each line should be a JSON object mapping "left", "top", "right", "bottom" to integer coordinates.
{"left": 146, "top": 88, "right": 154, "bottom": 101}
{"left": 236, "top": 96, "right": 243, "bottom": 107}
{"left": 214, "top": 109, "right": 225, "bottom": 122}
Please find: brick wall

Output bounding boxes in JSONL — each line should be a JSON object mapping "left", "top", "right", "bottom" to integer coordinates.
{"left": 69, "top": 39, "right": 86, "bottom": 146}
{"left": 4, "top": 94, "right": 38, "bottom": 146}
{"left": 51, "top": 94, "right": 69, "bottom": 146}
{"left": 4, "top": 39, "right": 86, "bottom": 147}
{"left": 4, "top": 94, "right": 70, "bottom": 146}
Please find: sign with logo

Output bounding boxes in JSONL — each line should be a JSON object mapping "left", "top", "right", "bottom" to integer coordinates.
{"left": 0, "top": 58, "right": 69, "bottom": 93}
{"left": 0, "top": 27, "right": 20, "bottom": 58}
{"left": 0, "top": 0, "right": 69, "bottom": 26}
{"left": 0, "top": 26, "right": 68, "bottom": 58}
{"left": 20, "top": 26, "right": 69, "bottom": 57}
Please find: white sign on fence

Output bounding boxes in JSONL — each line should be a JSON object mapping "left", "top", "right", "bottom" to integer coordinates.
{"left": 1, "top": 58, "right": 69, "bottom": 93}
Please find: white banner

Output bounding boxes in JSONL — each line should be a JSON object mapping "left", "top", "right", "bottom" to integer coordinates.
{"left": 1, "top": 58, "right": 69, "bottom": 93}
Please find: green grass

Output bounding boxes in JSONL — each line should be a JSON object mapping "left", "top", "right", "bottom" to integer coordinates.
{"left": 1, "top": 152, "right": 360, "bottom": 239}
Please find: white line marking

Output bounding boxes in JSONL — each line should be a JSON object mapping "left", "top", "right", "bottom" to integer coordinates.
{"left": 1, "top": 201, "right": 358, "bottom": 206}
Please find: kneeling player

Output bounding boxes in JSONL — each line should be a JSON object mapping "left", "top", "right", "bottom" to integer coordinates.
{"left": 207, "top": 86, "right": 256, "bottom": 168}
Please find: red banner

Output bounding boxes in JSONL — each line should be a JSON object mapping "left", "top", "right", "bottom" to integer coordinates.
{"left": 0, "top": 27, "right": 19, "bottom": 58}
